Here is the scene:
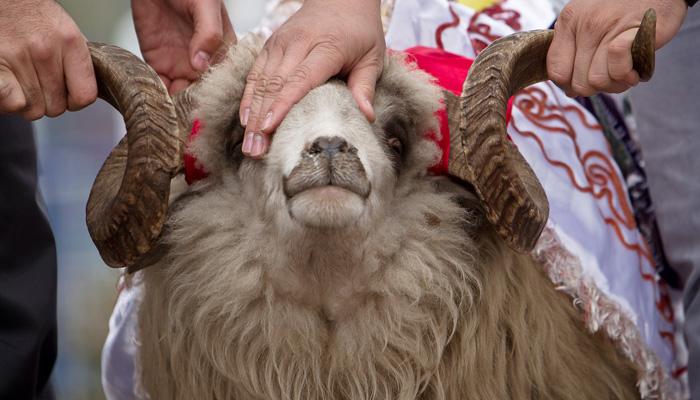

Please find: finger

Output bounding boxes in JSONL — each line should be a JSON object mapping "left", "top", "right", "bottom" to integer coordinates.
{"left": 10, "top": 48, "right": 45, "bottom": 120}
{"left": 243, "top": 130, "right": 271, "bottom": 161}
{"left": 248, "top": 41, "right": 310, "bottom": 135}
{"left": 608, "top": 28, "right": 640, "bottom": 87}
{"left": 189, "top": 0, "right": 225, "bottom": 72}
{"left": 547, "top": 7, "right": 577, "bottom": 92}
{"left": 588, "top": 44, "right": 632, "bottom": 93}
{"left": 239, "top": 48, "right": 269, "bottom": 127}
{"left": 0, "top": 66, "right": 27, "bottom": 113}
{"left": 242, "top": 46, "right": 287, "bottom": 159}
{"left": 246, "top": 46, "right": 344, "bottom": 158}
{"left": 569, "top": 30, "right": 601, "bottom": 97}
{"left": 586, "top": 42, "right": 611, "bottom": 92}
{"left": 260, "top": 46, "right": 344, "bottom": 135}
{"left": 63, "top": 35, "right": 97, "bottom": 111}
{"left": 32, "top": 42, "right": 67, "bottom": 118}
{"left": 212, "top": 5, "right": 238, "bottom": 66}
{"left": 347, "top": 56, "right": 383, "bottom": 122}
{"left": 244, "top": 44, "right": 285, "bottom": 135}
{"left": 221, "top": 5, "right": 237, "bottom": 46}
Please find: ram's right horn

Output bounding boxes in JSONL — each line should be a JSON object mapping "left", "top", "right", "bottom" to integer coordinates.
{"left": 85, "top": 42, "right": 183, "bottom": 268}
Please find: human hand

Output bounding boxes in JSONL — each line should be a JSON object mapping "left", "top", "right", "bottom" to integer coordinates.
{"left": 132, "top": 0, "right": 236, "bottom": 94}
{"left": 547, "top": 0, "right": 687, "bottom": 97}
{"left": 240, "top": 0, "right": 385, "bottom": 158}
{"left": 0, "top": 0, "right": 97, "bottom": 120}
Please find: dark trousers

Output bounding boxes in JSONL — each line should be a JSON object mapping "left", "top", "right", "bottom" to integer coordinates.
{"left": 0, "top": 115, "right": 57, "bottom": 400}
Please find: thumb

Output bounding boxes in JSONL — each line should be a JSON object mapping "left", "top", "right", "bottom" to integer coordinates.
{"left": 348, "top": 58, "right": 383, "bottom": 123}
{"left": 189, "top": 0, "right": 225, "bottom": 72}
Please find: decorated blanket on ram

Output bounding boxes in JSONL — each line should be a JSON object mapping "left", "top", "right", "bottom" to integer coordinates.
{"left": 101, "top": 0, "right": 686, "bottom": 398}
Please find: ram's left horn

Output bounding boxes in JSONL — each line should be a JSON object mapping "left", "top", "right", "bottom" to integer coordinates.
{"left": 85, "top": 43, "right": 182, "bottom": 268}
{"left": 449, "top": 9, "right": 656, "bottom": 252}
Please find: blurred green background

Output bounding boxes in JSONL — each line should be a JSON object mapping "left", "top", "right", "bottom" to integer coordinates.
{"left": 36, "top": 1, "right": 265, "bottom": 399}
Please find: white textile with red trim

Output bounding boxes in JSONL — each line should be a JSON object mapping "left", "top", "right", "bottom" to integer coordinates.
{"left": 101, "top": 0, "right": 686, "bottom": 398}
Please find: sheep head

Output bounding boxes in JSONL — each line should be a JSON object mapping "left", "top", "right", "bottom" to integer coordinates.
{"left": 84, "top": 9, "right": 656, "bottom": 269}
{"left": 185, "top": 44, "right": 445, "bottom": 233}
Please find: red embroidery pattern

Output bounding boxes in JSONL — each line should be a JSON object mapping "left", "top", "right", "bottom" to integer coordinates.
{"left": 509, "top": 84, "right": 677, "bottom": 357}
{"left": 513, "top": 87, "right": 638, "bottom": 230}
{"left": 468, "top": 2, "right": 522, "bottom": 54}
{"left": 433, "top": 1, "right": 522, "bottom": 54}
{"left": 435, "top": 5, "right": 460, "bottom": 50}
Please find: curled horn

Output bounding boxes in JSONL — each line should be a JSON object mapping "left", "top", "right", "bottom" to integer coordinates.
{"left": 449, "top": 9, "right": 656, "bottom": 252}
{"left": 86, "top": 42, "right": 186, "bottom": 268}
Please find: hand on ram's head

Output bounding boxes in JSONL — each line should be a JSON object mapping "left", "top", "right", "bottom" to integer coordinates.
{"left": 238, "top": 0, "right": 387, "bottom": 159}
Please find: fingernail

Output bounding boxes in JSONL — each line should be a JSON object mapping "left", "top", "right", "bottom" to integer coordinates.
{"left": 364, "top": 99, "right": 375, "bottom": 121}
{"left": 262, "top": 112, "right": 273, "bottom": 132}
{"left": 242, "top": 132, "right": 255, "bottom": 154}
{"left": 251, "top": 133, "right": 264, "bottom": 157}
{"left": 241, "top": 108, "right": 250, "bottom": 127}
{"left": 194, "top": 51, "right": 211, "bottom": 71}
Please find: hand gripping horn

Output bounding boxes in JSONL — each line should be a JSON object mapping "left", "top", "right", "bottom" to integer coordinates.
{"left": 85, "top": 43, "right": 196, "bottom": 268}
{"left": 448, "top": 9, "right": 656, "bottom": 252}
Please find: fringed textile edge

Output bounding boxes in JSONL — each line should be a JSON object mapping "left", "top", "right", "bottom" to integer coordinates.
{"left": 534, "top": 225, "right": 682, "bottom": 399}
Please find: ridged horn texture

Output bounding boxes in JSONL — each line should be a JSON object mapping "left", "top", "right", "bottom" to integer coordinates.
{"left": 450, "top": 9, "right": 656, "bottom": 252}
{"left": 86, "top": 42, "right": 181, "bottom": 268}
{"left": 633, "top": 9, "right": 656, "bottom": 82}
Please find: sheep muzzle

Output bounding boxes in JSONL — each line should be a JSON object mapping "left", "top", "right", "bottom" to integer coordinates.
{"left": 283, "top": 136, "right": 371, "bottom": 200}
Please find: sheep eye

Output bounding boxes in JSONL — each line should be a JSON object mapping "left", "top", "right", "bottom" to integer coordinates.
{"left": 387, "top": 137, "right": 403, "bottom": 156}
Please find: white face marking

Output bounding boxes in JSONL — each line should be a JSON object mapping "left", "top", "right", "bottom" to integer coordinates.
{"left": 266, "top": 84, "right": 388, "bottom": 184}
{"left": 259, "top": 83, "right": 397, "bottom": 230}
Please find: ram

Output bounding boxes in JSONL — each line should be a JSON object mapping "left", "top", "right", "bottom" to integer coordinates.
{"left": 87, "top": 11, "right": 657, "bottom": 400}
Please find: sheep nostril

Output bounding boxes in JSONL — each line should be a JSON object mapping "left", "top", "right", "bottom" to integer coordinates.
{"left": 310, "top": 136, "right": 351, "bottom": 157}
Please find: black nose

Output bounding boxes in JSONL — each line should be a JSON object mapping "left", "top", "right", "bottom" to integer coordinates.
{"left": 310, "top": 136, "right": 351, "bottom": 157}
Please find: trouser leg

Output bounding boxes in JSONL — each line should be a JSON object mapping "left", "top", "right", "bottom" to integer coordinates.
{"left": 0, "top": 115, "right": 57, "bottom": 400}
